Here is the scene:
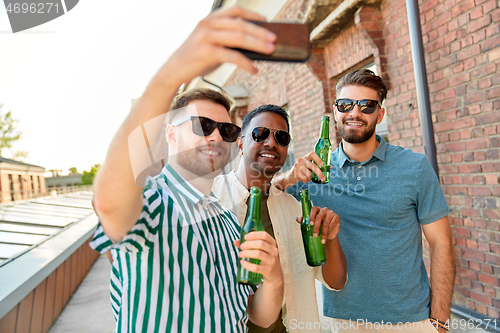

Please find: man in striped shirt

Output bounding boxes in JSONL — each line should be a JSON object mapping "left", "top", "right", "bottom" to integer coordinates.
{"left": 92, "top": 7, "right": 284, "bottom": 332}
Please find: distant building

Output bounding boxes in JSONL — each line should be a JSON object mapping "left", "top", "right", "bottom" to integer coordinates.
{"left": 0, "top": 157, "right": 46, "bottom": 202}
{"left": 45, "top": 174, "right": 83, "bottom": 190}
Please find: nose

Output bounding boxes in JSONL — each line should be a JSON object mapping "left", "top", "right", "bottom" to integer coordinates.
{"left": 263, "top": 131, "right": 278, "bottom": 148}
{"left": 205, "top": 126, "right": 224, "bottom": 143}
{"left": 348, "top": 103, "right": 364, "bottom": 117}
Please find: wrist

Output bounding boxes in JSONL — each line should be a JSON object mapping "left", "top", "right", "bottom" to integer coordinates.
{"left": 429, "top": 316, "right": 450, "bottom": 332}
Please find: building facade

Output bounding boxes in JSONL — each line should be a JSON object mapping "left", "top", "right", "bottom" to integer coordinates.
{"left": 0, "top": 158, "right": 46, "bottom": 202}
{"left": 45, "top": 174, "right": 83, "bottom": 190}
{"left": 204, "top": 0, "right": 500, "bottom": 321}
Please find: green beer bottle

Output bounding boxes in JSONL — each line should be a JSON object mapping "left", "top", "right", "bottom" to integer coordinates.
{"left": 237, "top": 187, "right": 265, "bottom": 285}
{"left": 312, "top": 116, "right": 332, "bottom": 184}
{"left": 300, "top": 189, "right": 326, "bottom": 267}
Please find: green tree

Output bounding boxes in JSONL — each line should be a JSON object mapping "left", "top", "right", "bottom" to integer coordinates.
{"left": 68, "top": 167, "right": 78, "bottom": 174}
{"left": 81, "top": 164, "right": 100, "bottom": 185}
{"left": 48, "top": 169, "right": 62, "bottom": 177}
{"left": 0, "top": 104, "right": 27, "bottom": 160}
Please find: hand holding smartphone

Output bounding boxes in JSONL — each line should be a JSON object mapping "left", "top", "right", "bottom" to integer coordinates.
{"left": 232, "top": 21, "right": 311, "bottom": 62}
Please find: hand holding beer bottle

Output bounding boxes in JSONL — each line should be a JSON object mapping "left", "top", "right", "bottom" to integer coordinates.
{"left": 300, "top": 189, "right": 326, "bottom": 266}
{"left": 312, "top": 116, "right": 332, "bottom": 184}
{"left": 235, "top": 187, "right": 282, "bottom": 286}
{"left": 296, "top": 191, "right": 341, "bottom": 266}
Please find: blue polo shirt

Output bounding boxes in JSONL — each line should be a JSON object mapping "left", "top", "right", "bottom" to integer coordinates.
{"left": 287, "top": 135, "right": 449, "bottom": 324}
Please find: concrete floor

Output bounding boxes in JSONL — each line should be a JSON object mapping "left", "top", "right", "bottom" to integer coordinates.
{"left": 48, "top": 254, "right": 115, "bottom": 333}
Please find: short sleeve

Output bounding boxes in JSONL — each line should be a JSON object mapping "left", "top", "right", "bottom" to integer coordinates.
{"left": 416, "top": 158, "right": 450, "bottom": 225}
{"left": 89, "top": 222, "right": 113, "bottom": 253}
{"left": 314, "top": 266, "right": 346, "bottom": 291}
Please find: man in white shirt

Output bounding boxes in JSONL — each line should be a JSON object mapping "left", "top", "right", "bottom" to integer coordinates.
{"left": 213, "top": 104, "right": 347, "bottom": 333}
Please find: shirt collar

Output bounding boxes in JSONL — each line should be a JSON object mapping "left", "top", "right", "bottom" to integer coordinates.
{"left": 161, "top": 164, "right": 219, "bottom": 206}
{"left": 337, "top": 135, "right": 387, "bottom": 168}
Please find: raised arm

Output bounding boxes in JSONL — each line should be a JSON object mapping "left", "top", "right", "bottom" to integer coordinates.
{"left": 422, "top": 216, "right": 456, "bottom": 332}
{"left": 93, "top": 7, "right": 276, "bottom": 243}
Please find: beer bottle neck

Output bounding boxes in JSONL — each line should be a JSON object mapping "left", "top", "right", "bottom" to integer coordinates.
{"left": 248, "top": 192, "right": 261, "bottom": 221}
{"left": 301, "top": 195, "right": 312, "bottom": 218}
{"left": 319, "top": 119, "right": 330, "bottom": 139}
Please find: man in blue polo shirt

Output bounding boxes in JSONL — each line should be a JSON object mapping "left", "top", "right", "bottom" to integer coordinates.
{"left": 274, "top": 69, "right": 456, "bottom": 333}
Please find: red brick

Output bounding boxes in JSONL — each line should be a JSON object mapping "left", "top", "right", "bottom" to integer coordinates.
{"left": 449, "top": 72, "right": 471, "bottom": 86}
{"left": 485, "top": 174, "right": 499, "bottom": 184}
{"left": 483, "top": 0, "right": 497, "bottom": 13}
{"left": 476, "top": 110, "right": 500, "bottom": 125}
{"left": 474, "top": 151, "right": 486, "bottom": 161}
{"left": 491, "top": 243, "right": 500, "bottom": 254}
{"left": 467, "top": 105, "right": 481, "bottom": 114}
{"left": 487, "top": 149, "right": 499, "bottom": 159}
{"left": 465, "top": 92, "right": 486, "bottom": 106}
{"left": 473, "top": 128, "right": 484, "bottom": 137}
{"left": 483, "top": 209, "right": 500, "bottom": 219}
{"left": 470, "top": 6, "right": 483, "bottom": 19}
{"left": 488, "top": 308, "right": 500, "bottom": 319}
{"left": 457, "top": 44, "right": 480, "bottom": 60}
{"left": 481, "top": 162, "right": 500, "bottom": 172}
{"left": 463, "top": 58, "right": 476, "bottom": 70}
{"left": 445, "top": 142, "right": 466, "bottom": 152}
{"left": 453, "top": 117, "right": 476, "bottom": 129}
{"left": 468, "top": 14, "right": 492, "bottom": 33}
{"left": 467, "top": 187, "right": 491, "bottom": 196}
{"left": 451, "top": 0, "right": 475, "bottom": 17}
{"left": 466, "top": 239, "right": 478, "bottom": 249}
{"left": 466, "top": 138, "right": 490, "bottom": 150}
{"left": 481, "top": 264, "right": 494, "bottom": 274}
{"left": 486, "top": 22, "right": 500, "bottom": 37}
{"left": 456, "top": 267, "right": 478, "bottom": 279}
{"left": 481, "top": 35, "right": 500, "bottom": 51}
{"left": 478, "top": 78, "right": 492, "bottom": 89}
{"left": 470, "top": 291, "right": 493, "bottom": 306}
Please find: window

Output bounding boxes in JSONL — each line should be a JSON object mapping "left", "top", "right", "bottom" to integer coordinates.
{"left": 8, "top": 175, "right": 14, "bottom": 201}
{"left": 37, "top": 176, "right": 41, "bottom": 191}
{"left": 30, "top": 176, "right": 34, "bottom": 191}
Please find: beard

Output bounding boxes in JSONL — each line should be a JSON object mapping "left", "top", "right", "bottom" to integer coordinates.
{"left": 176, "top": 141, "right": 230, "bottom": 178}
{"left": 337, "top": 117, "right": 377, "bottom": 144}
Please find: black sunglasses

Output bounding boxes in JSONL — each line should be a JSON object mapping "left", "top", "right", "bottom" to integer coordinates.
{"left": 335, "top": 98, "right": 380, "bottom": 114}
{"left": 172, "top": 116, "right": 241, "bottom": 142}
{"left": 244, "top": 127, "right": 291, "bottom": 147}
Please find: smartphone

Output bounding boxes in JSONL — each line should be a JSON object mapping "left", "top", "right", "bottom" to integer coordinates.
{"left": 232, "top": 21, "right": 311, "bottom": 62}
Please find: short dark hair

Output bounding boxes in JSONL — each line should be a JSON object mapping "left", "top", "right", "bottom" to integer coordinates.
{"left": 241, "top": 104, "right": 290, "bottom": 134}
{"left": 168, "top": 88, "right": 231, "bottom": 122}
{"left": 336, "top": 69, "right": 388, "bottom": 102}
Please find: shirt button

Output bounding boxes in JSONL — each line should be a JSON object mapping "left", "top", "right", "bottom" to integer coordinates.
{"left": 357, "top": 177, "right": 361, "bottom": 180}
{"left": 358, "top": 165, "right": 362, "bottom": 168}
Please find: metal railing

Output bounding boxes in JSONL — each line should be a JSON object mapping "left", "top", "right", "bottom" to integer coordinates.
{"left": 0, "top": 185, "right": 93, "bottom": 203}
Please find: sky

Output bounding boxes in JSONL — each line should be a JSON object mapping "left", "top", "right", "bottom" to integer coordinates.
{"left": 0, "top": 0, "right": 215, "bottom": 175}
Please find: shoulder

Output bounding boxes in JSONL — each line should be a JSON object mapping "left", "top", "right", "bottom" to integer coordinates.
{"left": 384, "top": 143, "right": 427, "bottom": 168}
{"left": 270, "top": 185, "right": 300, "bottom": 205}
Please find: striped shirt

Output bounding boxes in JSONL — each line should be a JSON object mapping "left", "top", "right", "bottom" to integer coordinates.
{"left": 90, "top": 165, "right": 252, "bottom": 332}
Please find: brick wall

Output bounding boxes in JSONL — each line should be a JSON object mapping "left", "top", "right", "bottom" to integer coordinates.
{"left": 224, "top": 0, "right": 500, "bottom": 317}
{"left": 380, "top": 0, "right": 500, "bottom": 317}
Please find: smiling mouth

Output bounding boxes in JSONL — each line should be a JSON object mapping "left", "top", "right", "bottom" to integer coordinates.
{"left": 345, "top": 121, "right": 365, "bottom": 127}
{"left": 200, "top": 149, "right": 221, "bottom": 156}
{"left": 259, "top": 153, "right": 277, "bottom": 159}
